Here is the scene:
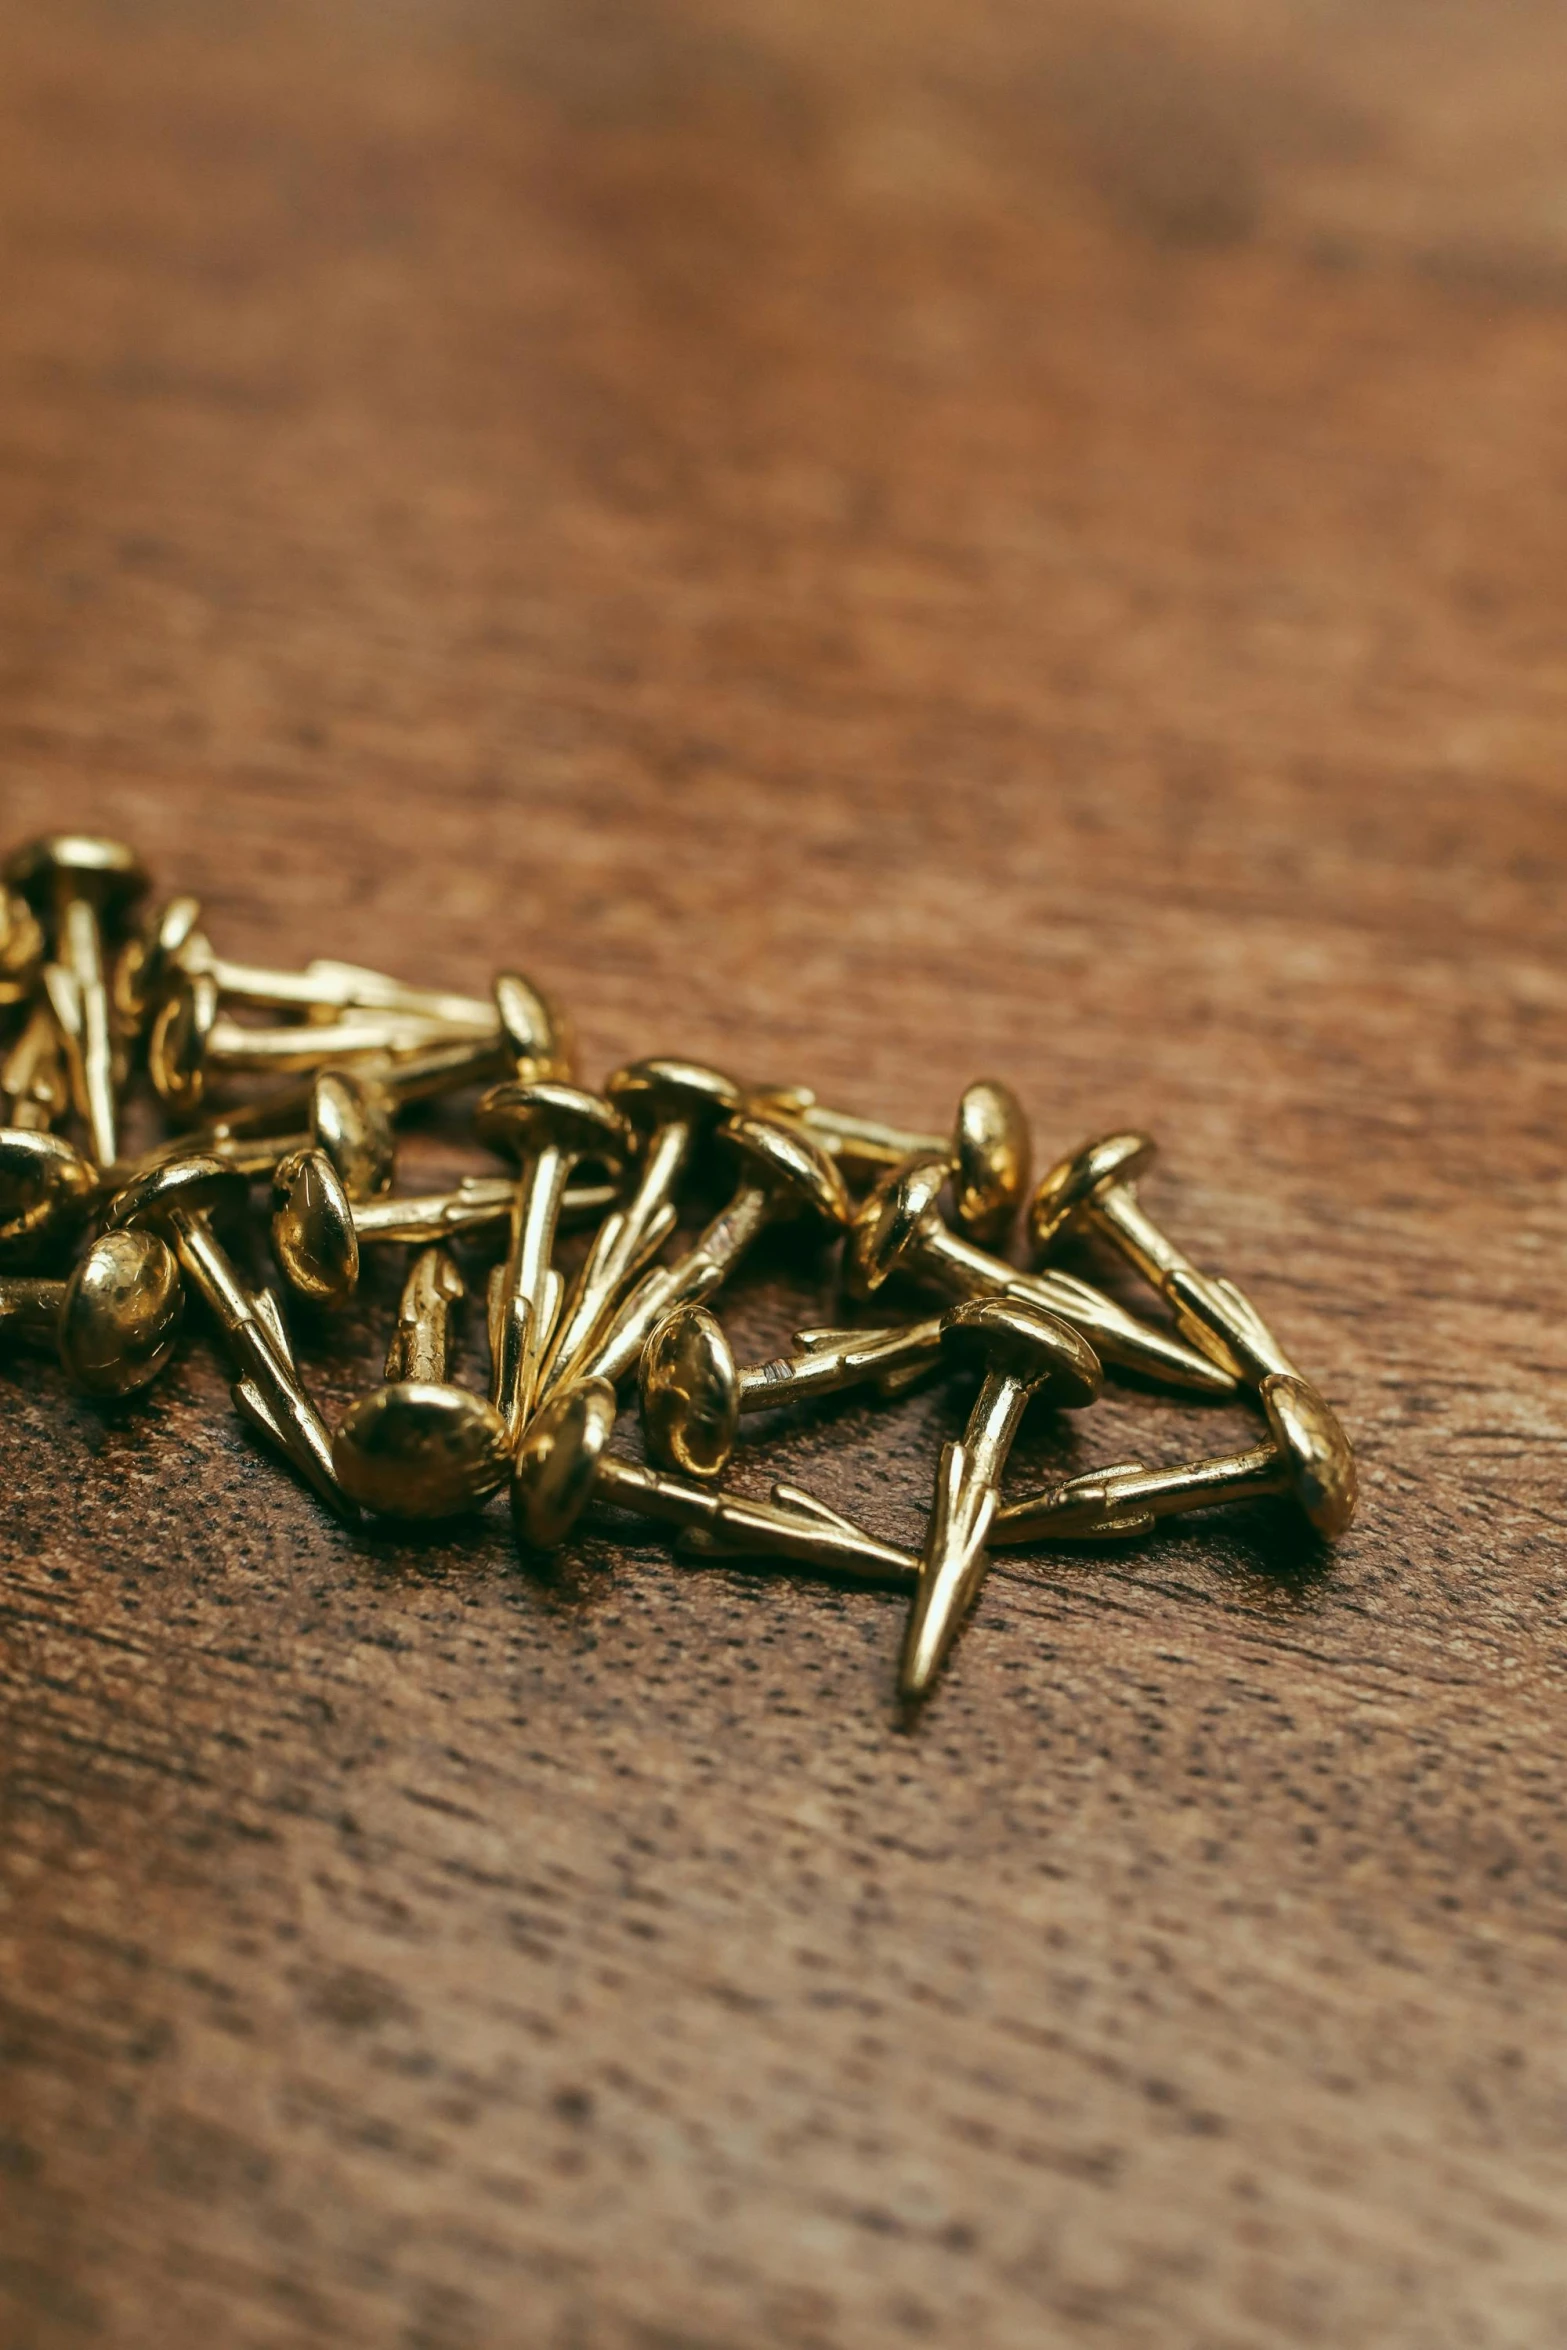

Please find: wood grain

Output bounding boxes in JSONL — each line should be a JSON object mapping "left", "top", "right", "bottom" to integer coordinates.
{"left": 3, "top": 3, "right": 1567, "bottom": 2344}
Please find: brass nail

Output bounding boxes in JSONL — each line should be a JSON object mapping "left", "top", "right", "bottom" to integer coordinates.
{"left": 0, "top": 1129, "right": 97, "bottom": 1258}
{"left": 640, "top": 1300, "right": 945, "bottom": 1483}
{"left": 151, "top": 968, "right": 573, "bottom": 1127}
{"left": 104, "top": 1156, "right": 352, "bottom": 1516}
{"left": 993, "top": 1373, "right": 1358, "bottom": 1547}
{"left": 0, "top": 1228, "right": 183, "bottom": 1395}
{"left": 268, "top": 1153, "right": 616, "bottom": 1308}
{"left": 146, "top": 970, "right": 486, "bottom": 1116}
{"left": 105, "top": 1064, "right": 395, "bottom": 1204}
{"left": 567, "top": 1112, "right": 850, "bottom": 1396}
{"left": 763, "top": 1078, "right": 1032, "bottom": 1242}
{"left": 1029, "top": 1132, "right": 1331, "bottom": 1391}
{"left": 900, "top": 1297, "right": 1101, "bottom": 1704}
{"left": 332, "top": 1248, "right": 511, "bottom": 1519}
{"left": 536, "top": 1057, "right": 743, "bottom": 1404}
{"left": 512, "top": 1378, "right": 918, "bottom": 1582}
{"left": 848, "top": 1151, "right": 1236, "bottom": 1396}
{"left": 1, "top": 998, "right": 72, "bottom": 1130}
{"left": 473, "top": 1081, "right": 631, "bottom": 1441}
{"left": 3, "top": 835, "right": 147, "bottom": 1164}
{"left": 0, "top": 889, "right": 45, "bottom": 1006}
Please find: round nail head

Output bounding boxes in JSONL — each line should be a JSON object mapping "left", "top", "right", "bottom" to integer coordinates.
{"left": 939, "top": 1293, "right": 1103, "bottom": 1406}
{"left": 718, "top": 1113, "right": 851, "bottom": 1229}
{"left": 106, "top": 1154, "right": 249, "bottom": 1239}
{"left": 0, "top": 1131, "right": 96, "bottom": 1255}
{"left": 1028, "top": 1131, "right": 1156, "bottom": 1254}
{"left": 640, "top": 1303, "right": 739, "bottom": 1482}
{"left": 270, "top": 1147, "right": 359, "bottom": 1306}
{"left": 512, "top": 1378, "right": 618, "bottom": 1549}
{"left": 846, "top": 1150, "right": 949, "bottom": 1298}
{"left": 1262, "top": 1372, "right": 1357, "bottom": 1541}
{"left": 951, "top": 1079, "right": 1032, "bottom": 1245}
{"left": 333, "top": 1383, "right": 512, "bottom": 1519}
{"left": 58, "top": 1230, "right": 184, "bottom": 1396}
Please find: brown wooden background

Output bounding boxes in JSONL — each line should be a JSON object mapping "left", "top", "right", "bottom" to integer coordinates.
{"left": 4, "top": 3, "right": 1567, "bottom": 2344}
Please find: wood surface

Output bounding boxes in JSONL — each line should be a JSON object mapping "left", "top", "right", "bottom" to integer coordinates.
{"left": 3, "top": 3, "right": 1567, "bottom": 2344}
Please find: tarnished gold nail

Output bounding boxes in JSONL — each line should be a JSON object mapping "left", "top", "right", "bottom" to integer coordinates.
{"left": 333, "top": 1248, "right": 511, "bottom": 1519}
{"left": 4, "top": 835, "right": 147, "bottom": 1163}
{"left": 0, "top": 1129, "right": 97, "bottom": 1258}
{"left": 900, "top": 1297, "right": 1101, "bottom": 1704}
{"left": 104, "top": 1156, "right": 352, "bottom": 1516}
{"left": 1030, "top": 1132, "right": 1335, "bottom": 1393}
{"left": 0, "top": 1228, "right": 183, "bottom": 1395}
{"left": 762, "top": 1077, "right": 1031, "bottom": 1242}
{"left": 640, "top": 1300, "right": 946, "bottom": 1482}
{"left": 473, "top": 1081, "right": 630, "bottom": 1441}
{"left": 848, "top": 1152, "right": 1236, "bottom": 1396}
{"left": 566, "top": 1113, "right": 850, "bottom": 1396}
{"left": 513, "top": 1378, "right": 918, "bottom": 1582}
{"left": 994, "top": 1373, "right": 1357, "bottom": 1547}
{"left": 536, "top": 1057, "right": 743, "bottom": 1404}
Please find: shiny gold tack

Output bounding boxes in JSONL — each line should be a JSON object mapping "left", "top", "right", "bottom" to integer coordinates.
{"left": 332, "top": 1248, "right": 511, "bottom": 1520}
{"left": 0, "top": 1128, "right": 97, "bottom": 1258}
{"left": 1029, "top": 1131, "right": 1334, "bottom": 1393}
{"left": 106, "top": 1066, "right": 395, "bottom": 1204}
{"left": 763, "top": 1077, "right": 1032, "bottom": 1243}
{"left": 640, "top": 1300, "right": 946, "bottom": 1483}
{"left": 512, "top": 1377, "right": 918, "bottom": 1582}
{"left": 848, "top": 1151, "right": 1236, "bottom": 1396}
{"left": 536, "top": 1057, "right": 744, "bottom": 1404}
{"left": 146, "top": 969, "right": 483, "bottom": 1117}
{"left": 3, "top": 834, "right": 147, "bottom": 1165}
{"left": 473, "top": 1081, "right": 631, "bottom": 1441}
{"left": 104, "top": 1154, "right": 352, "bottom": 1516}
{"left": 900, "top": 1296, "right": 1101, "bottom": 1705}
{"left": 994, "top": 1372, "right": 1358, "bottom": 1547}
{"left": 266, "top": 1152, "right": 616, "bottom": 1309}
{"left": 565, "top": 1112, "right": 851, "bottom": 1397}
{"left": 0, "top": 1228, "right": 183, "bottom": 1396}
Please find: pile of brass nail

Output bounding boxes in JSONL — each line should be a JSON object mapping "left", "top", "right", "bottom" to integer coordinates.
{"left": 1, "top": 835, "right": 1357, "bottom": 1706}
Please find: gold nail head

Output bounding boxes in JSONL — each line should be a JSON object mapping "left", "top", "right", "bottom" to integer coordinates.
{"left": 512, "top": 1377, "right": 918, "bottom": 1581}
{"left": 569, "top": 1112, "right": 850, "bottom": 1396}
{"left": 474, "top": 1081, "right": 631, "bottom": 1440}
{"left": 0, "top": 1228, "right": 183, "bottom": 1395}
{"left": 333, "top": 1249, "right": 511, "bottom": 1519}
{"left": 995, "top": 1371, "right": 1357, "bottom": 1547}
{"left": 105, "top": 1155, "right": 351, "bottom": 1515}
{"left": 900, "top": 1296, "right": 1101, "bottom": 1706}
{"left": 0, "top": 1129, "right": 97, "bottom": 1258}
{"left": 537, "top": 1057, "right": 743, "bottom": 1402}
{"left": 848, "top": 1151, "right": 1236, "bottom": 1396}
{"left": 1029, "top": 1131, "right": 1329, "bottom": 1392}
{"left": 640, "top": 1303, "right": 741, "bottom": 1482}
{"left": 3, "top": 835, "right": 148, "bottom": 1165}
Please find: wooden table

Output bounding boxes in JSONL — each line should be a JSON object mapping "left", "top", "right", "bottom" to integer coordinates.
{"left": 3, "top": 5, "right": 1565, "bottom": 2344}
